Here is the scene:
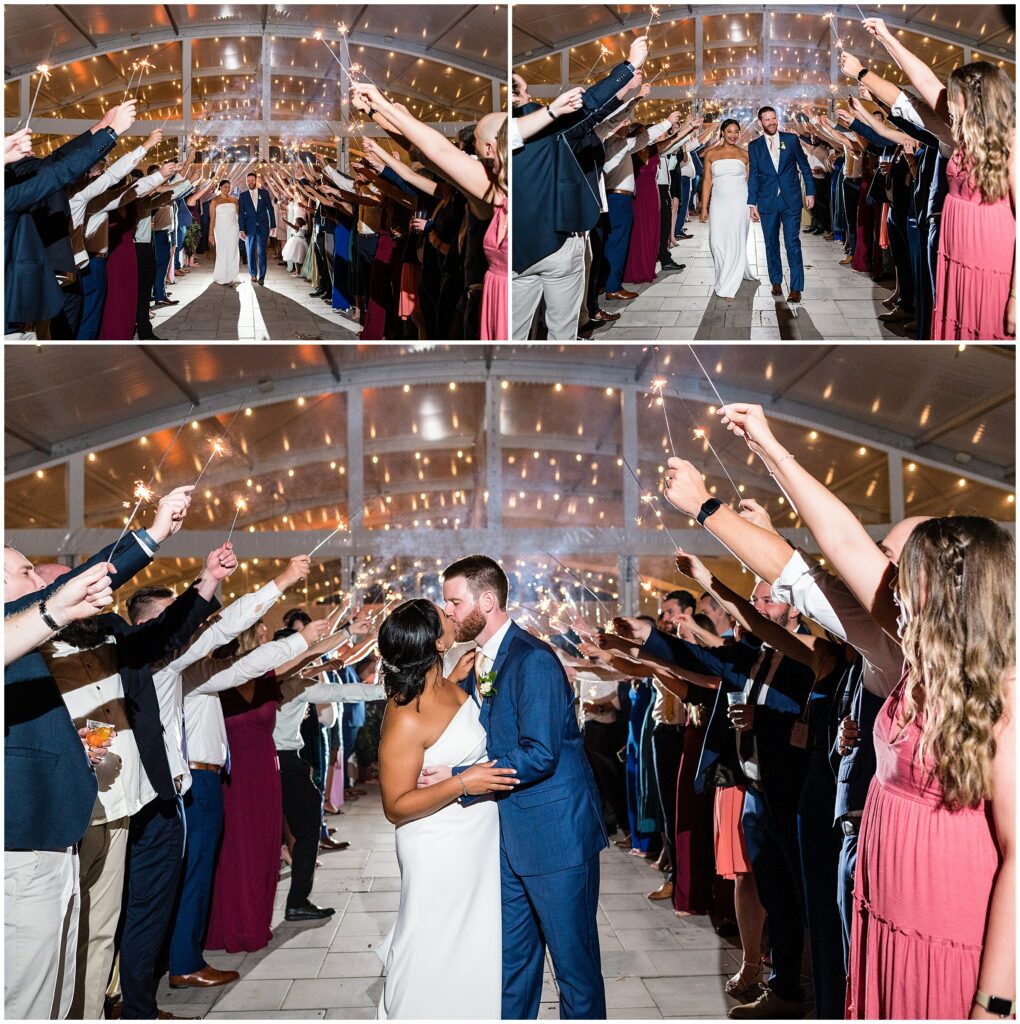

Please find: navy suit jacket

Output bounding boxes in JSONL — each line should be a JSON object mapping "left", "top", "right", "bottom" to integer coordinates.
{"left": 747, "top": 132, "right": 815, "bottom": 214}
{"left": 512, "top": 61, "right": 635, "bottom": 272}
{"left": 4, "top": 533, "right": 151, "bottom": 850}
{"left": 99, "top": 585, "right": 220, "bottom": 802}
{"left": 4, "top": 127, "right": 117, "bottom": 327}
{"left": 458, "top": 621, "right": 607, "bottom": 875}
{"left": 237, "top": 186, "right": 277, "bottom": 238}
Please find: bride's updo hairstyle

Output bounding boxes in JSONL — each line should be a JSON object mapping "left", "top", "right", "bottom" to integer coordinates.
{"left": 378, "top": 599, "right": 444, "bottom": 707}
{"left": 720, "top": 118, "right": 740, "bottom": 134}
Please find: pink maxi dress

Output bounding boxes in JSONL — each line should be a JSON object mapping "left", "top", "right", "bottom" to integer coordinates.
{"left": 480, "top": 196, "right": 507, "bottom": 340}
{"left": 847, "top": 678, "right": 1002, "bottom": 1019}
{"left": 933, "top": 151, "right": 1016, "bottom": 341}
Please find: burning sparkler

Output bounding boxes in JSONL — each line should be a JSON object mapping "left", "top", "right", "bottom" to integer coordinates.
{"left": 226, "top": 497, "right": 247, "bottom": 544}
{"left": 23, "top": 64, "right": 52, "bottom": 131}
{"left": 545, "top": 553, "right": 614, "bottom": 621}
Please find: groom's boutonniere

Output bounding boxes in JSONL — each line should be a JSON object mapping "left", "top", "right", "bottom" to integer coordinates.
{"left": 478, "top": 669, "right": 498, "bottom": 699}
{"left": 779, "top": 140, "right": 786, "bottom": 151}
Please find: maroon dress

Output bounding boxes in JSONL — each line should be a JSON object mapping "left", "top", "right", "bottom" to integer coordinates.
{"left": 205, "top": 674, "right": 283, "bottom": 954}
{"left": 672, "top": 719, "right": 716, "bottom": 914}
{"left": 98, "top": 208, "right": 139, "bottom": 340}
{"left": 624, "top": 153, "right": 661, "bottom": 285}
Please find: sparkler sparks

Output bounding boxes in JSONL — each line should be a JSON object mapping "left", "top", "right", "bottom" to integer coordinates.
{"left": 226, "top": 496, "right": 247, "bottom": 544}
{"left": 23, "top": 64, "right": 51, "bottom": 130}
{"left": 649, "top": 375, "right": 678, "bottom": 458}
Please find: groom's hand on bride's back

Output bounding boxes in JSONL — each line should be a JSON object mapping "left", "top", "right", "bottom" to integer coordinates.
{"left": 417, "top": 765, "right": 453, "bottom": 788}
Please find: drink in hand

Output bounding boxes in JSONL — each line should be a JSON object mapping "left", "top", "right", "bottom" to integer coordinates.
{"left": 85, "top": 719, "right": 116, "bottom": 746}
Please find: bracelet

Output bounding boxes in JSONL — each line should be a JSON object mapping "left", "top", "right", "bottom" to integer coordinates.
{"left": 774, "top": 452, "right": 796, "bottom": 469}
{"left": 546, "top": 105, "right": 556, "bottom": 119}
{"left": 38, "top": 600, "right": 62, "bottom": 633}
{"left": 457, "top": 775, "right": 468, "bottom": 797}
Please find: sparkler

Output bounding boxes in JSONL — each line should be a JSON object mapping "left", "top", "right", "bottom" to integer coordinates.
{"left": 306, "top": 500, "right": 372, "bottom": 558}
{"left": 693, "top": 429, "right": 742, "bottom": 502}
{"left": 619, "top": 456, "right": 683, "bottom": 548}
{"left": 545, "top": 553, "right": 614, "bottom": 620}
{"left": 193, "top": 385, "right": 254, "bottom": 487}
{"left": 644, "top": 4, "right": 661, "bottom": 35}
{"left": 23, "top": 64, "right": 52, "bottom": 131}
{"left": 649, "top": 376, "right": 678, "bottom": 458}
{"left": 225, "top": 497, "right": 247, "bottom": 544}
{"left": 687, "top": 345, "right": 728, "bottom": 410}
{"left": 580, "top": 43, "right": 612, "bottom": 83}
{"left": 110, "top": 407, "right": 194, "bottom": 554}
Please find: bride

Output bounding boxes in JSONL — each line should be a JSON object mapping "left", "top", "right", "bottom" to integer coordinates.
{"left": 700, "top": 119, "right": 757, "bottom": 299}
{"left": 209, "top": 179, "right": 240, "bottom": 286}
{"left": 375, "top": 599, "right": 518, "bottom": 1020}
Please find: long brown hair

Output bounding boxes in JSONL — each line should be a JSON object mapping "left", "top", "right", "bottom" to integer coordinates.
{"left": 947, "top": 61, "right": 1015, "bottom": 203}
{"left": 897, "top": 516, "right": 1015, "bottom": 809}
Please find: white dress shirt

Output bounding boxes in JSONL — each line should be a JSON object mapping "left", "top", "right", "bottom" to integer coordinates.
{"left": 577, "top": 672, "right": 619, "bottom": 725}
{"left": 274, "top": 680, "right": 385, "bottom": 752}
{"left": 182, "top": 629, "right": 309, "bottom": 767}
{"left": 602, "top": 119, "right": 672, "bottom": 194}
{"left": 770, "top": 549, "right": 904, "bottom": 698}
{"left": 766, "top": 133, "right": 781, "bottom": 172}
{"left": 151, "top": 580, "right": 283, "bottom": 793}
{"left": 477, "top": 618, "right": 513, "bottom": 679}
{"left": 248, "top": 188, "right": 259, "bottom": 211}
{"left": 47, "top": 639, "right": 156, "bottom": 824}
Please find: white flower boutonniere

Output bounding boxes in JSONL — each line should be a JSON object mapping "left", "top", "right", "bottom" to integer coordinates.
{"left": 478, "top": 669, "right": 498, "bottom": 699}
{"left": 780, "top": 140, "right": 786, "bottom": 151}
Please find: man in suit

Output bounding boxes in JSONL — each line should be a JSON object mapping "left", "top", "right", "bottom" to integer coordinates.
{"left": 4, "top": 101, "right": 135, "bottom": 336}
{"left": 746, "top": 105, "right": 815, "bottom": 303}
{"left": 511, "top": 36, "right": 647, "bottom": 340}
{"left": 422, "top": 555, "right": 608, "bottom": 1019}
{"left": 3, "top": 486, "right": 192, "bottom": 1019}
{"left": 237, "top": 171, "right": 276, "bottom": 284}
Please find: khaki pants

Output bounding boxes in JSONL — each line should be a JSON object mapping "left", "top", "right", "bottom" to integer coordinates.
{"left": 71, "top": 819, "right": 130, "bottom": 1020}
{"left": 4, "top": 847, "right": 80, "bottom": 1019}
{"left": 511, "top": 235, "right": 587, "bottom": 340}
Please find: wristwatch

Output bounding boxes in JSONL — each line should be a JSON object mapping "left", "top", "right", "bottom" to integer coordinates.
{"left": 856, "top": 67, "right": 870, "bottom": 82}
{"left": 38, "top": 600, "right": 62, "bottom": 632}
{"left": 696, "top": 497, "right": 722, "bottom": 525}
{"left": 546, "top": 105, "right": 556, "bottom": 119}
{"left": 974, "top": 992, "right": 1016, "bottom": 1018}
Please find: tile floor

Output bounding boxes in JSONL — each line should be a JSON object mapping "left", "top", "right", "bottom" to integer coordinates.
{"left": 157, "top": 781, "right": 754, "bottom": 1020}
{"left": 592, "top": 218, "right": 909, "bottom": 341}
{"left": 152, "top": 256, "right": 361, "bottom": 341}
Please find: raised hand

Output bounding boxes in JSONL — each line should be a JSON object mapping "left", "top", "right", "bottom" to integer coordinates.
{"left": 717, "top": 403, "right": 779, "bottom": 458}
{"left": 738, "top": 498, "right": 777, "bottom": 534}
{"left": 674, "top": 548, "right": 712, "bottom": 589}
{"left": 204, "top": 542, "right": 237, "bottom": 582}
{"left": 839, "top": 51, "right": 864, "bottom": 79}
{"left": 47, "top": 562, "right": 115, "bottom": 624}
{"left": 628, "top": 34, "right": 650, "bottom": 69}
{"left": 861, "top": 17, "right": 892, "bottom": 43}
{"left": 109, "top": 101, "right": 137, "bottom": 137}
{"left": 301, "top": 618, "right": 331, "bottom": 645}
{"left": 662, "top": 457, "right": 711, "bottom": 516}
{"left": 549, "top": 86, "right": 585, "bottom": 117}
{"left": 5, "top": 127, "right": 33, "bottom": 164}
{"left": 149, "top": 485, "right": 194, "bottom": 542}
{"left": 610, "top": 616, "right": 652, "bottom": 644}
{"left": 276, "top": 555, "right": 311, "bottom": 591}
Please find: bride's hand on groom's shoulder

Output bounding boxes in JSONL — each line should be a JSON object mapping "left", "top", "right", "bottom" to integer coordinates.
{"left": 448, "top": 650, "right": 475, "bottom": 684}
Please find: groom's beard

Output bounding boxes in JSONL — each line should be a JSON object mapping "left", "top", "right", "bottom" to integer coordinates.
{"left": 453, "top": 609, "right": 487, "bottom": 644}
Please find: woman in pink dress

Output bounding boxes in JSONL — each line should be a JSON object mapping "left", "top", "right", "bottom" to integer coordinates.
{"left": 480, "top": 194, "right": 507, "bottom": 340}
{"left": 623, "top": 148, "right": 661, "bottom": 285}
{"left": 716, "top": 403, "right": 1016, "bottom": 1023}
{"left": 348, "top": 82, "right": 507, "bottom": 341}
{"left": 858, "top": 21, "right": 1015, "bottom": 339}
{"left": 205, "top": 672, "right": 284, "bottom": 953}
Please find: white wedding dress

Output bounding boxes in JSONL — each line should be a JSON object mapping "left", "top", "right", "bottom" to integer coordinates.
{"left": 212, "top": 200, "right": 240, "bottom": 285}
{"left": 708, "top": 158, "right": 757, "bottom": 298}
{"left": 377, "top": 698, "right": 501, "bottom": 1020}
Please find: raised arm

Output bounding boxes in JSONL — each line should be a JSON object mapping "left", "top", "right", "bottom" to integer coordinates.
{"left": 861, "top": 18, "right": 947, "bottom": 118}
{"left": 361, "top": 137, "right": 438, "bottom": 196}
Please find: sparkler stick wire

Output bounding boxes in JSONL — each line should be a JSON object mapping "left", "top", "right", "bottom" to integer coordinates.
{"left": 687, "top": 345, "right": 728, "bottom": 410}
{"left": 544, "top": 553, "right": 614, "bottom": 619}
{"left": 193, "top": 385, "right": 254, "bottom": 487}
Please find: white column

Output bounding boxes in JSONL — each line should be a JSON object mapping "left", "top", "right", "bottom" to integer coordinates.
{"left": 181, "top": 38, "right": 192, "bottom": 157}
{"left": 492, "top": 77, "right": 501, "bottom": 112}
{"left": 963, "top": 45, "right": 973, "bottom": 63}
{"left": 560, "top": 48, "right": 570, "bottom": 88}
{"left": 829, "top": 16, "right": 840, "bottom": 116}
{"left": 484, "top": 376, "right": 503, "bottom": 531}
{"left": 19, "top": 74, "right": 29, "bottom": 123}
{"left": 260, "top": 34, "right": 271, "bottom": 162}
{"left": 694, "top": 16, "right": 703, "bottom": 114}
{"left": 887, "top": 451, "right": 905, "bottom": 523}
{"left": 346, "top": 385, "right": 364, "bottom": 524}
{"left": 762, "top": 10, "right": 771, "bottom": 92}
{"left": 66, "top": 451, "right": 85, "bottom": 568}
{"left": 339, "top": 40, "right": 351, "bottom": 172}
{"left": 618, "top": 555, "right": 639, "bottom": 616}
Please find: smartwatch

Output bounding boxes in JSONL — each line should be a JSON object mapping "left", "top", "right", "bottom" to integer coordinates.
{"left": 697, "top": 497, "right": 722, "bottom": 525}
{"left": 857, "top": 67, "right": 870, "bottom": 82}
{"left": 974, "top": 992, "right": 1016, "bottom": 1018}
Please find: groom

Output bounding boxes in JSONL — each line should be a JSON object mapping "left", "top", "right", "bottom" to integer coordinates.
{"left": 422, "top": 555, "right": 608, "bottom": 1020}
{"left": 237, "top": 171, "right": 276, "bottom": 284}
{"left": 747, "top": 105, "right": 815, "bottom": 303}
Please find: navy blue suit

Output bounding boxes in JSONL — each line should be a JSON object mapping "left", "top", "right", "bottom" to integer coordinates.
{"left": 237, "top": 186, "right": 276, "bottom": 281}
{"left": 458, "top": 622, "right": 608, "bottom": 1019}
{"left": 746, "top": 132, "right": 815, "bottom": 292}
{"left": 4, "top": 534, "right": 153, "bottom": 851}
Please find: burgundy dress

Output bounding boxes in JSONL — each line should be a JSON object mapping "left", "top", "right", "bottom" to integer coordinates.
{"left": 205, "top": 674, "right": 283, "bottom": 954}
{"left": 672, "top": 719, "right": 716, "bottom": 914}
{"left": 847, "top": 678, "right": 1002, "bottom": 1019}
{"left": 624, "top": 154, "right": 661, "bottom": 285}
{"left": 99, "top": 209, "right": 139, "bottom": 340}
{"left": 933, "top": 151, "right": 1016, "bottom": 340}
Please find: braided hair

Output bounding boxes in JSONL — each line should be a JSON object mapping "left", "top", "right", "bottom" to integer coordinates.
{"left": 377, "top": 599, "right": 444, "bottom": 707}
{"left": 897, "top": 516, "right": 1015, "bottom": 809}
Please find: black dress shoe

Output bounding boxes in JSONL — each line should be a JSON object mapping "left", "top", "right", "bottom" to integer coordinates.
{"left": 309, "top": 289, "right": 325, "bottom": 297}
{"left": 285, "top": 903, "right": 336, "bottom": 922}
{"left": 660, "top": 259, "right": 686, "bottom": 272}
{"left": 258, "top": 277, "right": 265, "bottom": 285}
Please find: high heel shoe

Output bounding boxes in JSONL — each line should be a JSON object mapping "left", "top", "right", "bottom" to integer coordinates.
{"left": 725, "top": 961, "right": 763, "bottom": 1003}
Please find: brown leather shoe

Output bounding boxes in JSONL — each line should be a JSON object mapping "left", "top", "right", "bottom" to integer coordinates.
{"left": 168, "top": 965, "right": 240, "bottom": 989}
{"left": 604, "top": 289, "right": 639, "bottom": 300}
{"left": 788, "top": 290, "right": 801, "bottom": 302}
{"left": 647, "top": 880, "right": 674, "bottom": 901}
{"left": 591, "top": 308, "right": 621, "bottom": 323}
{"left": 319, "top": 836, "right": 351, "bottom": 851}
{"left": 770, "top": 284, "right": 783, "bottom": 296}
{"left": 839, "top": 253, "right": 853, "bottom": 265}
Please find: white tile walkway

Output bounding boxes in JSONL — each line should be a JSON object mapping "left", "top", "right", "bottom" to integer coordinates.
{"left": 157, "top": 781, "right": 749, "bottom": 1020}
{"left": 592, "top": 217, "right": 907, "bottom": 342}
